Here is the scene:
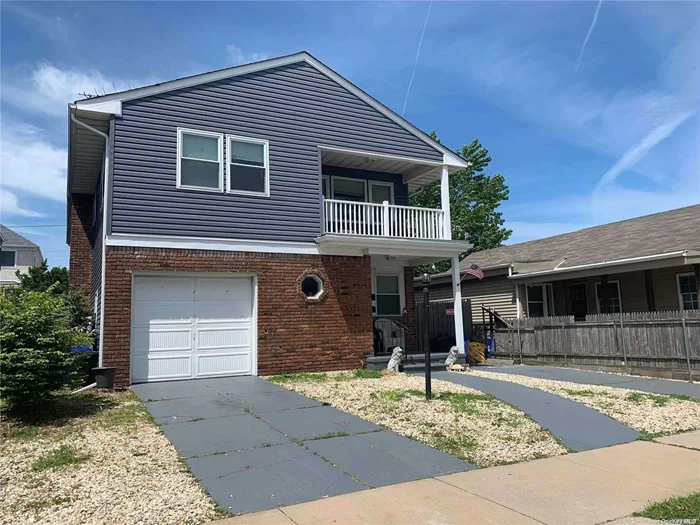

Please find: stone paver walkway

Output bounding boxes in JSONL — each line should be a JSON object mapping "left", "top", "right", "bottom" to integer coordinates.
{"left": 132, "top": 377, "right": 473, "bottom": 515}
{"left": 478, "top": 364, "right": 700, "bottom": 398}
{"left": 219, "top": 439, "right": 700, "bottom": 525}
{"left": 428, "top": 370, "right": 639, "bottom": 451}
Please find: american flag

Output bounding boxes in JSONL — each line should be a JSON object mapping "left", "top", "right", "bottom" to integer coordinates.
{"left": 465, "top": 263, "right": 484, "bottom": 280}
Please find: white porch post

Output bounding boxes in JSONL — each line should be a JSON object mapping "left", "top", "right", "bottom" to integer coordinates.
{"left": 440, "top": 164, "right": 451, "bottom": 240}
{"left": 452, "top": 254, "right": 465, "bottom": 354}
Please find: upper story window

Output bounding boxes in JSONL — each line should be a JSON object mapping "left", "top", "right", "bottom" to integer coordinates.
{"left": 1, "top": 250, "right": 16, "bottom": 267}
{"left": 678, "top": 274, "right": 699, "bottom": 311}
{"left": 177, "top": 128, "right": 224, "bottom": 191}
{"left": 324, "top": 175, "right": 394, "bottom": 204}
{"left": 227, "top": 135, "right": 269, "bottom": 196}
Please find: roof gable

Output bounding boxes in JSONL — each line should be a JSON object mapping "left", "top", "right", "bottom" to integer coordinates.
{"left": 0, "top": 225, "right": 39, "bottom": 248}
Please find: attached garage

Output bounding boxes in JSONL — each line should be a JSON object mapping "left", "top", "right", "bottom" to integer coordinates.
{"left": 130, "top": 274, "right": 256, "bottom": 383}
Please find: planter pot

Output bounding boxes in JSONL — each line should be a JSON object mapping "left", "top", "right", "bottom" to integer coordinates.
{"left": 92, "top": 367, "right": 118, "bottom": 389}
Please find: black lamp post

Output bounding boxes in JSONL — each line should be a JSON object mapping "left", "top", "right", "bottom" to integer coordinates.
{"left": 422, "top": 273, "right": 432, "bottom": 400}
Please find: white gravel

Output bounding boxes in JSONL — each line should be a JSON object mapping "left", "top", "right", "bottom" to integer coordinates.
{"left": 470, "top": 369, "right": 700, "bottom": 435}
{"left": 273, "top": 371, "right": 567, "bottom": 467}
{"left": 0, "top": 391, "right": 220, "bottom": 525}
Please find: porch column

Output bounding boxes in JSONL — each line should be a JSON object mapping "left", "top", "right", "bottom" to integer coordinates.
{"left": 440, "top": 164, "right": 452, "bottom": 240}
{"left": 452, "top": 254, "right": 465, "bottom": 354}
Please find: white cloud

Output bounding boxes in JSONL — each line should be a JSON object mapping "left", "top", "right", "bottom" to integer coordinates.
{"left": 0, "top": 189, "right": 45, "bottom": 219}
{"left": 225, "top": 45, "right": 269, "bottom": 66}
{"left": 0, "top": 124, "right": 67, "bottom": 202}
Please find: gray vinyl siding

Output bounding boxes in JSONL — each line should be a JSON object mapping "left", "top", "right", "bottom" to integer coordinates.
{"left": 321, "top": 165, "right": 408, "bottom": 205}
{"left": 110, "top": 62, "right": 441, "bottom": 241}
{"left": 427, "top": 276, "right": 517, "bottom": 320}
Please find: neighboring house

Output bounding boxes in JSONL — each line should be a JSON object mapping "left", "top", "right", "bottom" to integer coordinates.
{"left": 424, "top": 205, "right": 700, "bottom": 321}
{"left": 66, "top": 52, "right": 471, "bottom": 387}
{"left": 0, "top": 225, "right": 43, "bottom": 286}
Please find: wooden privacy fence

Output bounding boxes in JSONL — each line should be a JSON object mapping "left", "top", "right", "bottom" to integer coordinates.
{"left": 495, "top": 310, "right": 700, "bottom": 380}
{"left": 415, "top": 299, "right": 472, "bottom": 352}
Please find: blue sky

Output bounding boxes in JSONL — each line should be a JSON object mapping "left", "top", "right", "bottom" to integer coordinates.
{"left": 1, "top": 1, "right": 698, "bottom": 268}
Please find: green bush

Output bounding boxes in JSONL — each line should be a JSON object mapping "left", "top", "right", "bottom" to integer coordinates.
{"left": 0, "top": 287, "right": 93, "bottom": 412}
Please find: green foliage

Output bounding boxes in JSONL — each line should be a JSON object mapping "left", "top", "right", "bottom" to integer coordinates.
{"left": 411, "top": 133, "right": 512, "bottom": 274}
{"left": 267, "top": 372, "right": 328, "bottom": 383}
{"left": 352, "top": 369, "right": 382, "bottom": 379}
{"left": 634, "top": 491, "right": 700, "bottom": 520}
{"left": 31, "top": 444, "right": 89, "bottom": 472}
{"left": 0, "top": 288, "right": 93, "bottom": 412}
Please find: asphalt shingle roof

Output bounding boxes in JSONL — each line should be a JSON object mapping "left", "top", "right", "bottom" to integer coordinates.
{"left": 461, "top": 204, "right": 700, "bottom": 272}
{"left": 0, "top": 224, "right": 39, "bottom": 248}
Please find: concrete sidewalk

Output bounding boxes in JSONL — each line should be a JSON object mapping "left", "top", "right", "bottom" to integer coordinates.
{"left": 218, "top": 434, "right": 700, "bottom": 525}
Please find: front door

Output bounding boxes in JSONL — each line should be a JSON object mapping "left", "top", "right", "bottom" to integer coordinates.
{"left": 569, "top": 283, "right": 588, "bottom": 320}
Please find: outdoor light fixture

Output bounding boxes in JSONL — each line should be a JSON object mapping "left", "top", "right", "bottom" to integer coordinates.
{"left": 422, "top": 273, "right": 431, "bottom": 286}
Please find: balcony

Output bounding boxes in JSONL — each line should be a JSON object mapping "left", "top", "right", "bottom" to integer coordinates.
{"left": 323, "top": 199, "right": 447, "bottom": 240}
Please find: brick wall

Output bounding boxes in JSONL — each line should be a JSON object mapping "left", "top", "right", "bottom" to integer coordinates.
{"left": 68, "top": 194, "right": 94, "bottom": 303}
{"left": 103, "top": 246, "right": 374, "bottom": 386}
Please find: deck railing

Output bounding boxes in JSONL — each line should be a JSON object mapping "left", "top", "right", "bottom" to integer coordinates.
{"left": 323, "top": 199, "right": 446, "bottom": 240}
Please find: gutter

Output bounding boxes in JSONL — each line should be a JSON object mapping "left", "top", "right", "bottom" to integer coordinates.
{"left": 508, "top": 250, "right": 690, "bottom": 280}
{"left": 70, "top": 109, "right": 109, "bottom": 368}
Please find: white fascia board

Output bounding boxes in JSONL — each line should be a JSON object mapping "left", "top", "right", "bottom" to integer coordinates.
{"left": 73, "top": 99, "right": 122, "bottom": 116}
{"left": 316, "top": 234, "right": 471, "bottom": 254}
{"left": 106, "top": 233, "right": 362, "bottom": 256}
{"left": 318, "top": 145, "right": 442, "bottom": 167}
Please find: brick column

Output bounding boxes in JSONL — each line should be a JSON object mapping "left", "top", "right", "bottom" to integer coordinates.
{"left": 68, "top": 194, "right": 93, "bottom": 304}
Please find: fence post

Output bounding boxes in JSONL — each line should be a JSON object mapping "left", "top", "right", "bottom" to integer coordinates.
{"left": 382, "top": 201, "right": 390, "bottom": 236}
{"left": 619, "top": 318, "right": 628, "bottom": 375}
{"left": 681, "top": 314, "right": 693, "bottom": 383}
{"left": 561, "top": 323, "right": 567, "bottom": 368}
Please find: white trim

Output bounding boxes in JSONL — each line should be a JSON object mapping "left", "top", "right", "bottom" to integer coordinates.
{"left": 677, "top": 272, "right": 699, "bottom": 311}
{"left": 225, "top": 134, "right": 270, "bottom": 197}
{"left": 509, "top": 250, "right": 690, "bottom": 279}
{"left": 0, "top": 250, "right": 17, "bottom": 268}
{"left": 176, "top": 128, "right": 224, "bottom": 192}
{"left": 106, "top": 232, "right": 362, "bottom": 256}
{"left": 525, "top": 283, "right": 554, "bottom": 317}
{"left": 368, "top": 180, "right": 395, "bottom": 204}
{"left": 73, "top": 52, "right": 468, "bottom": 168}
{"left": 372, "top": 272, "right": 406, "bottom": 317}
{"left": 301, "top": 274, "right": 324, "bottom": 300}
{"left": 322, "top": 175, "right": 330, "bottom": 198}
{"left": 319, "top": 144, "right": 444, "bottom": 168}
{"left": 330, "top": 175, "right": 368, "bottom": 201}
{"left": 316, "top": 233, "right": 471, "bottom": 252}
{"left": 594, "top": 280, "right": 622, "bottom": 314}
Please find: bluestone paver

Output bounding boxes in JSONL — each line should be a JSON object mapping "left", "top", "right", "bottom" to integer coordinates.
{"left": 145, "top": 394, "right": 247, "bottom": 426}
{"left": 163, "top": 412, "right": 289, "bottom": 457}
{"left": 304, "top": 430, "right": 474, "bottom": 487}
{"left": 205, "top": 376, "right": 283, "bottom": 396}
{"left": 430, "top": 371, "right": 639, "bottom": 451}
{"left": 132, "top": 379, "right": 216, "bottom": 401}
{"left": 257, "top": 405, "right": 382, "bottom": 439}
{"left": 481, "top": 364, "right": 700, "bottom": 398}
{"left": 229, "top": 389, "right": 322, "bottom": 413}
{"left": 200, "top": 452, "right": 365, "bottom": 515}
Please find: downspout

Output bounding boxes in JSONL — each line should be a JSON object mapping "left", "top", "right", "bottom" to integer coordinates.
{"left": 71, "top": 112, "right": 109, "bottom": 367}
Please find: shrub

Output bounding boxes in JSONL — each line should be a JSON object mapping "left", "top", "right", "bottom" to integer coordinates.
{"left": 0, "top": 287, "right": 93, "bottom": 412}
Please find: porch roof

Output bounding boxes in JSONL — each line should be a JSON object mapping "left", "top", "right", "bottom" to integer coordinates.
{"left": 456, "top": 204, "right": 700, "bottom": 279}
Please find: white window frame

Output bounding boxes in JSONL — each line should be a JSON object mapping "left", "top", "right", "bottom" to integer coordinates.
{"left": 0, "top": 250, "right": 17, "bottom": 268}
{"left": 372, "top": 272, "right": 405, "bottom": 317}
{"left": 526, "top": 283, "right": 554, "bottom": 317}
{"left": 677, "top": 272, "right": 699, "bottom": 311}
{"left": 301, "top": 274, "right": 324, "bottom": 300}
{"left": 369, "top": 180, "right": 395, "bottom": 204}
{"left": 176, "top": 128, "right": 224, "bottom": 192}
{"left": 226, "top": 134, "right": 270, "bottom": 197}
{"left": 322, "top": 175, "right": 330, "bottom": 198}
{"left": 595, "top": 280, "right": 622, "bottom": 314}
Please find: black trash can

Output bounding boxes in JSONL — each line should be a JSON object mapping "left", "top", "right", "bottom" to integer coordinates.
{"left": 92, "top": 367, "right": 118, "bottom": 389}
{"left": 69, "top": 346, "right": 99, "bottom": 385}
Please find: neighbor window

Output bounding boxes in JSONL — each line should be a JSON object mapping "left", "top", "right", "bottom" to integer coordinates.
{"left": 595, "top": 281, "right": 622, "bottom": 313}
{"left": 301, "top": 274, "right": 324, "bottom": 300}
{"left": 226, "top": 135, "right": 269, "bottom": 195}
{"left": 678, "top": 274, "right": 699, "bottom": 311}
{"left": 177, "top": 128, "right": 223, "bottom": 191}
{"left": 0, "top": 250, "right": 16, "bottom": 267}
{"left": 527, "top": 284, "right": 554, "bottom": 317}
{"left": 375, "top": 275, "right": 403, "bottom": 316}
{"left": 332, "top": 178, "right": 366, "bottom": 202}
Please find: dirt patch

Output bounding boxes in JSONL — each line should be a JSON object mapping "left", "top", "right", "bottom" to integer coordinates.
{"left": 470, "top": 369, "right": 700, "bottom": 436}
{"left": 0, "top": 391, "right": 222, "bottom": 525}
{"left": 270, "top": 371, "right": 567, "bottom": 467}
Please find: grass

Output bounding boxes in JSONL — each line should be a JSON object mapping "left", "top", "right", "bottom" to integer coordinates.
{"left": 436, "top": 392, "right": 493, "bottom": 415}
{"left": 626, "top": 391, "right": 698, "bottom": 407}
{"left": 306, "top": 431, "right": 350, "bottom": 441}
{"left": 633, "top": 491, "right": 700, "bottom": 520}
{"left": 562, "top": 389, "right": 611, "bottom": 398}
{"left": 31, "top": 444, "right": 89, "bottom": 472}
{"left": 268, "top": 372, "right": 328, "bottom": 383}
{"left": 370, "top": 389, "right": 424, "bottom": 402}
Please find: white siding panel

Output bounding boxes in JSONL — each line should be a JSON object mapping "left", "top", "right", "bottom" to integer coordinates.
{"left": 196, "top": 353, "right": 251, "bottom": 378}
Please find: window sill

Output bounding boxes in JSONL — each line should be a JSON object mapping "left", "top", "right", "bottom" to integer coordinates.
{"left": 176, "top": 185, "right": 224, "bottom": 193}
{"left": 225, "top": 189, "right": 270, "bottom": 198}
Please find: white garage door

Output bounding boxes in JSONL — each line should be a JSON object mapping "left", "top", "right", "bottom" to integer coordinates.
{"left": 131, "top": 275, "right": 255, "bottom": 383}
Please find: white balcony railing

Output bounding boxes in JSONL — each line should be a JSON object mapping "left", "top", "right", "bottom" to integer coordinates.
{"left": 323, "top": 199, "right": 447, "bottom": 240}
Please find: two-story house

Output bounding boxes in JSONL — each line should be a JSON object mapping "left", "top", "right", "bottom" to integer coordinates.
{"left": 67, "top": 52, "right": 471, "bottom": 386}
{"left": 0, "top": 225, "right": 43, "bottom": 286}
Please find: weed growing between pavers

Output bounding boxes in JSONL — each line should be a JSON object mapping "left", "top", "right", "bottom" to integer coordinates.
{"left": 306, "top": 431, "right": 350, "bottom": 440}
{"left": 634, "top": 491, "right": 700, "bottom": 520}
{"left": 267, "top": 372, "right": 328, "bottom": 383}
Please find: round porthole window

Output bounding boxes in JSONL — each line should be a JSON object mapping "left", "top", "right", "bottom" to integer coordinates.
{"left": 301, "top": 274, "right": 324, "bottom": 299}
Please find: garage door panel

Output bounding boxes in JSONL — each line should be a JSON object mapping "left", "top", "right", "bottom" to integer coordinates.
{"left": 195, "top": 278, "right": 251, "bottom": 301}
{"left": 132, "top": 301, "right": 195, "bottom": 327}
{"left": 196, "top": 352, "right": 251, "bottom": 378}
{"left": 196, "top": 326, "right": 250, "bottom": 350}
{"left": 194, "top": 300, "right": 251, "bottom": 322}
{"left": 132, "top": 327, "right": 193, "bottom": 355}
{"left": 133, "top": 277, "right": 194, "bottom": 301}
{"left": 133, "top": 355, "right": 193, "bottom": 383}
